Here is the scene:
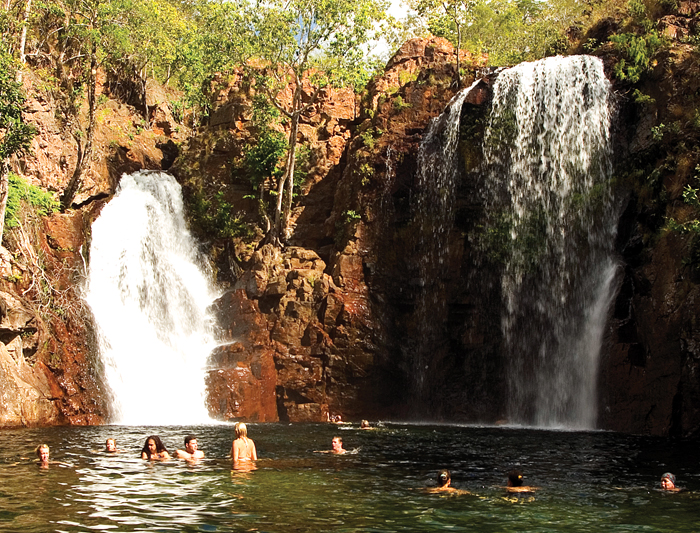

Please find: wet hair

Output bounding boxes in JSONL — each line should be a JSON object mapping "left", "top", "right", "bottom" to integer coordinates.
{"left": 437, "top": 469, "right": 451, "bottom": 487}
{"left": 36, "top": 444, "right": 49, "bottom": 459}
{"left": 141, "top": 435, "right": 168, "bottom": 458}
{"left": 507, "top": 470, "right": 524, "bottom": 487}
{"left": 332, "top": 436, "right": 343, "bottom": 443}
{"left": 184, "top": 434, "right": 197, "bottom": 445}
{"left": 106, "top": 438, "right": 115, "bottom": 445}
{"left": 235, "top": 423, "right": 248, "bottom": 439}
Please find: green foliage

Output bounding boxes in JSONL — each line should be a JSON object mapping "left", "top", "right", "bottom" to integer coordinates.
{"left": 666, "top": 168, "right": 700, "bottom": 273}
{"left": 0, "top": 43, "right": 36, "bottom": 163}
{"left": 293, "top": 144, "right": 312, "bottom": 188}
{"left": 244, "top": 131, "right": 287, "bottom": 189}
{"left": 610, "top": 31, "right": 663, "bottom": 83}
{"left": 632, "top": 89, "right": 655, "bottom": 106}
{"left": 5, "top": 173, "right": 60, "bottom": 230}
{"left": 409, "top": 0, "right": 581, "bottom": 66}
{"left": 393, "top": 95, "right": 412, "bottom": 112}
{"left": 188, "top": 189, "right": 252, "bottom": 239}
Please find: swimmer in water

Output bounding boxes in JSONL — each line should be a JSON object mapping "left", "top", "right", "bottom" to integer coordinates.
{"left": 360, "top": 420, "right": 373, "bottom": 430}
{"left": 141, "top": 435, "right": 170, "bottom": 460}
{"left": 425, "top": 469, "right": 471, "bottom": 495}
{"left": 314, "top": 436, "right": 347, "bottom": 454}
{"left": 232, "top": 423, "right": 257, "bottom": 465}
{"left": 661, "top": 472, "right": 680, "bottom": 492}
{"left": 331, "top": 436, "right": 346, "bottom": 454}
{"left": 36, "top": 444, "right": 50, "bottom": 468}
{"left": 105, "top": 438, "right": 118, "bottom": 453}
{"left": 176, "top": 434, "right": 204, "bottom": 461}
{"left": 34, "top": 444, "right": 69, "bottom": 468}
{"left": 505, "top": 469, "right": 538, "bottom": 493}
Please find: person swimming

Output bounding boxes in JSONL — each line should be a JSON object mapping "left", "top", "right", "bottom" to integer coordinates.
{"left": 661, "top": 472, "right": 680, "bottom": 491}
{"left": 331, "top": 436, "right": 346, "bottom": 454}
{"left": 141, "top": 435, "right": 170, "bottom": 460}
{"left": 105, "top": 438, "right": 118, "bottom": 453}
{"left": 425, "top": 469, "right": 470, "bottom": 495}
{"left": 176, "top": 434, "right": 204, "bottom": 461}
{"left": 232, "top": 423, "right": 257, "bottom": 465}
{"left": 36, "top": 444, "right": 50, "bottom": 468}
{"left": 360, "top": 420, "right": 373, "bottom": 430}
{"left": 505, "top": 469, "right": 538, "bottom": 493}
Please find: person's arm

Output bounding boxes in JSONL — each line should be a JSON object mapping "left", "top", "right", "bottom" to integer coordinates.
{"left": 161, "top": 450, "right": 171, "bottom": 459}
{"left": 251, "top": 442, "right": 257, "bottom": 461}
{"left": 232, "top": 441, "right": 239, "bottom": 462}
{"left": 141, "top": 452, "right": 148, "bottom": 460}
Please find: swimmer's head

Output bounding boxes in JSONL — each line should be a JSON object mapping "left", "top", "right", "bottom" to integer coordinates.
{"left": 360, "top": 420, "right": 370, "bottom": 428}
{"left": 184, "top": 434, "right": 198, "bottom": 453}
{"left": 507, "top": 470, "right": 524, "bottom": 487}
{"left": 235, "top": 423, "right": 248, "bottom": 439}
{"left": 36, "top": 444, "right": 49, "bottom": 462}
{"left": 661, "top": 472, "right": 676, "bottom": 490}
{"left": 437, "top": 469, "right": 451, "bottom": 487}
{"left": 105, "top": 439, "right": 116, "bottom": 452}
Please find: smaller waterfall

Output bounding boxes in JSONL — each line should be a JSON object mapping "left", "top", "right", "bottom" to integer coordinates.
{"left": 411, "top": 81, "right": 480, "bottom": 405}
{"left": 482, "top": 55, "right": 619, "bottom": 428}
{"left": 85, "top": 171, "right": 219, "bottom": 425}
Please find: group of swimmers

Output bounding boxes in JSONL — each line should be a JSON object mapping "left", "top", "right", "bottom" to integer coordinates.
{"left": 31, "top": 420, "right": 683, "bottom": 494}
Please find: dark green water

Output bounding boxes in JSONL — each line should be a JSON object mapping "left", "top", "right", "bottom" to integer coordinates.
{"left": 1, "top": 423, "right": 698, "bottom": 532}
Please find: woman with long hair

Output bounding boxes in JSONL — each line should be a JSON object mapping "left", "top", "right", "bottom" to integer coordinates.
{"left": 141, "top": 435, "right": 170, "bottom": 460}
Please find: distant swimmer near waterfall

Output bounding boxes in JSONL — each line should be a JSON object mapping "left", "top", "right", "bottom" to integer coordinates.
{"left": 141, "top": 435, "right": 170, "bottom": 460}
{"left": 505, "top": 469, "right": 538, "bottom": 493}
{"left": 425, "top": 470, "right": 470, "bottom": 495}
{"left": 176, "top": 434, "right": 204, "bottom": 461}
{"left": 232, "top": 423, "right": 257, "bottom": 464}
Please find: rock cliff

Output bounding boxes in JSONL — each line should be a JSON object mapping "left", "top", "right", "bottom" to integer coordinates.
{"left": 3, "top": 17, "right": 700, "bottom": 436}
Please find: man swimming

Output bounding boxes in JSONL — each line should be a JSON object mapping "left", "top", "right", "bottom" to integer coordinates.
{"left": 331, "top": 436, "right": 346, "bottom": 454}
{"left": 176, "top": 435, "right": 205, "bottom": 461}
{"left": 425, "top": 469, "right": 471, "bottom": 495}
{"left": 505, "top": 469, "right": 538, "bottom": 493}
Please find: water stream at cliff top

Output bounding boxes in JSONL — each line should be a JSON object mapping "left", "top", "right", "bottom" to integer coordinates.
{"left": 85, "top": 171, "right": 218, "bottom": 425}
{"left": 482, "top": 55, "right": 619, "bottom": 428}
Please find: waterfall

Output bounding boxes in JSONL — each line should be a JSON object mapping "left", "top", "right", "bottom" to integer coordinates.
{"left": 85, "top": 171, "right": 219, "bottom": 425}
{"left": 482, "top": 55, "right": 619, "bottom": 428}
{"left": 411, "top": 81, "right": 480, "bottom": 406}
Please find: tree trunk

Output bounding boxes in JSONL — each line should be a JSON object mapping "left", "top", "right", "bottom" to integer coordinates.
{"left": 282, "top": 112, "right": 299, "bottom": 241}
{"left": 456, "top": 21, "right": 462, "bottom": 89}
{"left": 0, "top": 162, "right": 9, "bottom": 243}
{"left": 61, "top": 40, "right": 97, "bottom": 210}
{"left": 18, "top": 0, "right": 32, "bottom": 65}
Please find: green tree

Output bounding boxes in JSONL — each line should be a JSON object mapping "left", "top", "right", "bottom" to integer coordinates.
{"left": 244, "top": 0, "right": 388, "bottom": 244}
{"left": 0, "top": 41, "right": 36, "bottom": 240}
{"left": 410, "top": 0, "right": 478, "bottom": 87}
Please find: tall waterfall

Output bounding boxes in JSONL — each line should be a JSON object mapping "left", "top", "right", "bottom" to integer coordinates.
{"left": 85, "top": 171, "right": 219, "bottom": 425}
{"left": 482, "top": 56, "right": 618, "bottom": 428}
{"left": 411, "top": 81, "right": 480, "bottom": 405}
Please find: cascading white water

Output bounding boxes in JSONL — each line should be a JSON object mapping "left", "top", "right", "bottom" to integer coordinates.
{"left": 85, "top": 171, "right": 219, "bottom": 425}
{"left": 411, "top": 81, "right": 480, "bottom": 403}
{"left": 482, "top": 56, "right": 619, "bottom": 428}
